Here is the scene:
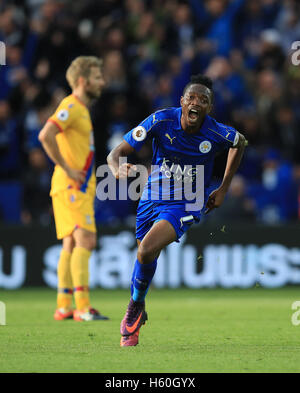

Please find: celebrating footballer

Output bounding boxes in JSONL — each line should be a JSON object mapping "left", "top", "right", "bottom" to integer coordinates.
{"left": 107, "top": 74, "right": 247, "bottom": 347}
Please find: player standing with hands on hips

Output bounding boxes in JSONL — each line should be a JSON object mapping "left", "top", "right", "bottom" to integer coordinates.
{"left": 39, "top": 56, "right": 109, "bottom": 321}
{"left": 107, "top": 74, "right": 247, "bottom": 346}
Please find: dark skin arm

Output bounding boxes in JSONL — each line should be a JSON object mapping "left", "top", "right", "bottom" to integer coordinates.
{"left": 205, "top": 133, "right": 247, "bottom": 214}
{"left": 107, "top": 140, "right": 137, "bottom": 179}
{"left": 107, "top": 141, "right": 177, "bottom": 262}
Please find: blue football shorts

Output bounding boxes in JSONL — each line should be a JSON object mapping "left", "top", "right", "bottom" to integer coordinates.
{"left": 136, "top": 199, "right": 200, "bottom": 242}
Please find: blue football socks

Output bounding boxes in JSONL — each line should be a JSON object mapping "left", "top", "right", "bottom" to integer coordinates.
{"left": 131, "top": 258, "right": 157, "bottom": 302}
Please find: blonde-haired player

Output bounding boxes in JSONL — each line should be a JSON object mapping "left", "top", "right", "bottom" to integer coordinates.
{"left": 39, "top": 56, "right": 108, "bottom": 321}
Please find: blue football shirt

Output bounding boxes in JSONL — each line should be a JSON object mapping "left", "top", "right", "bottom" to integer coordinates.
{"left": 123, "top": 107, "right": 239, "bottom": 214}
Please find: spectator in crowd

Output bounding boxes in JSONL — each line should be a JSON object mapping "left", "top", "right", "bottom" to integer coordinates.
{"left": 22, "top": 147, "right": 52, "bottom": 225}
{"left": 0, "top": 100, "right": 21, "bottom": 179}
{"left": 207, "top": 175, "right": 256, "bottom": 223}
{"left": 206, "top": 56, "right": 254, "bottom": 122}
{"left": 248, "top": 149, "right": 298, "bottom": 223}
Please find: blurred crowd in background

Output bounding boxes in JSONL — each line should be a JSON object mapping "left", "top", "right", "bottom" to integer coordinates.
{"left": 0, "top": 0, "right": 300, "bottom": 227}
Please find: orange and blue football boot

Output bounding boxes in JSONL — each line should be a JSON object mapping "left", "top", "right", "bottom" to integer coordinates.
{"left": 120, "top": 299, "right": 148, "bottom": 347}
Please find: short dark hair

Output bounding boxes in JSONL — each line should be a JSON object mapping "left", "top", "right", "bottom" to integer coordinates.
{"left": 183, "top": 74, "right": 213, "bottom": 96}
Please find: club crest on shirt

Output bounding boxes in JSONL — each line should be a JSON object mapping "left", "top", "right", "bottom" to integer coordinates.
{"left": 132, "top": 126, "right": 147, "bottom": 142}
{"left": 199, "top": 140, "right": 212, "bottom": 153}
{"left": 57, "top": 109, "right": 69, "bottom": 121}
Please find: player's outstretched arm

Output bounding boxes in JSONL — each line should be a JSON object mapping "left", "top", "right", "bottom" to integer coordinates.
{"left": 107, "top": 140, "right": 136, "bottom": 179}
{"left": 38, "top": 122, "right": 86, "bottom": 186}
{"left": 205, "top": 132, "right": 247, "bottom": 214}
{"left": 219, "top": 132, "right": 247, "bottom": 192}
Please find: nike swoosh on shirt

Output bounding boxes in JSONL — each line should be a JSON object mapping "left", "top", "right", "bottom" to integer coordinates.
{"left": 126, "top": 312, "right": 143, "bottom": 334}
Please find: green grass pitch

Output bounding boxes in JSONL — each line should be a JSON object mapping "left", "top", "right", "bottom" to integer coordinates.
{"left": 0, "top": 287, "right": 300, "bottom": 373}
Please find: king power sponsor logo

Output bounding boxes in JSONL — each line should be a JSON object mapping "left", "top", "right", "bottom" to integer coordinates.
{"left": 1, "top": 234, "right": 300, "bottom": 289}
{"left": 96, "top": 159, "right": 205, "bottom": 211}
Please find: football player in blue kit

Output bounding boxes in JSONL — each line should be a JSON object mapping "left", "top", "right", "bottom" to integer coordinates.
{"left": 107, "top": 74, "right": 247, "bottom": 347}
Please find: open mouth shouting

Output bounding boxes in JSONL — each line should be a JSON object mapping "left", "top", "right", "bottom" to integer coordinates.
{"left": 188, "top": 107, "right": 201, "bottom": 123}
